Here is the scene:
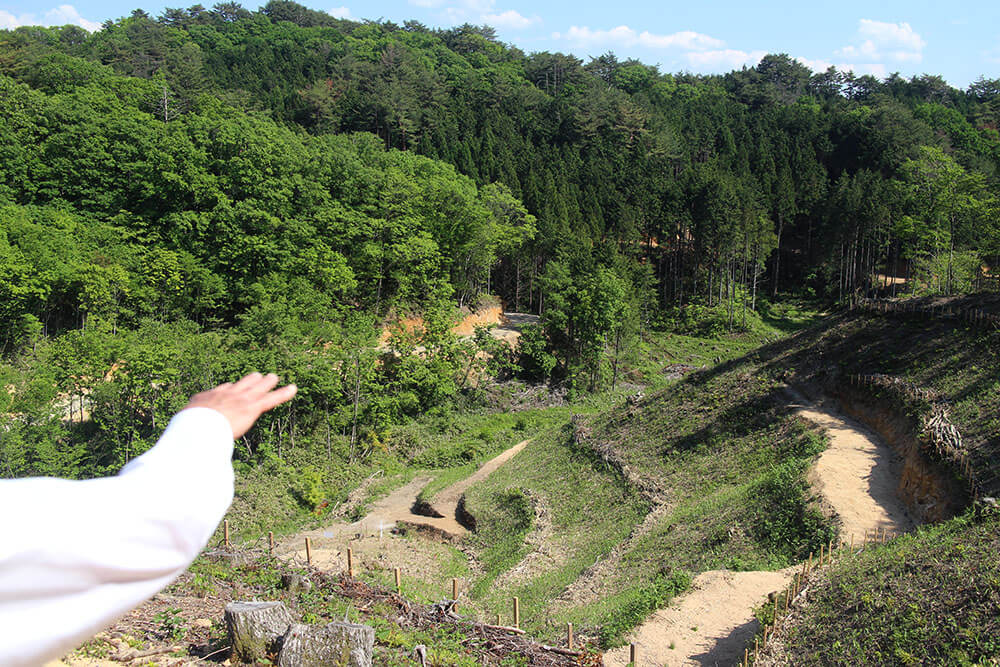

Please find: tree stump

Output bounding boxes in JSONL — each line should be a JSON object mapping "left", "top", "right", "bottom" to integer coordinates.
{"left": 224, "top": 601, "right": 293, "bottom": 663}
{"left": 277, "top": 621, "right": 375, "bottom": 667}
{"left": 281, "top": 573, "right": 313, "bottom": 594}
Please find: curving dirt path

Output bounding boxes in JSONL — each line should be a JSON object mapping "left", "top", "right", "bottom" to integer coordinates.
{"left": 605, "top": 568, "right": 797, "bottom": 667}
{"left": 424, "top": 439, "right": 531, "bottom": 521}
{"left": 277, "top": 439, "right": 531, "bottom": 569}
{"left": 605, "top": 391, "right": 916, "bottom": 666}
{"left": 789, "top": 391, "right": 915, "bottom": 540}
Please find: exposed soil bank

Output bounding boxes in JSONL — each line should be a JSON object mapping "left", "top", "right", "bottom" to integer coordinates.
{"left": 833, "top": 385, "right": 965, "bottom": 523}
{"left": 417, "top": 439, "right": 531, "bottom": 524}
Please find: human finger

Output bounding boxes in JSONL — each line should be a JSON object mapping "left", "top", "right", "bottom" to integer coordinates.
{"left": 245, "top": 373, "right": 280, "bottom": 398}
{"left": 256, "top": 384, "right": 298, "bottom": 413}
{"left": 231, "top": 372, "right": 264, "bottom": 391}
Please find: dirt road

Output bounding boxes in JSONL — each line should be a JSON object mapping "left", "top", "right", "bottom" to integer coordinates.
{"left": 277, "top": 439, "right": 531, "bottom": 570}
{"left": 790, "top": 393, "right": 915, "bottom": 540}
{"left": 424, "top": 439, "right": 530, "bottom": 520}
{"left": 605, "top": 392, "right": 915, "bottom": 666}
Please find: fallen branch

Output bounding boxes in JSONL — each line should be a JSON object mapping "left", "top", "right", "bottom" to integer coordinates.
{"left": 540, "top": 644, "right": 582, "bottom": 657}
{"left": 114, "top": 645, "right": 184, "bottom": 662}
{"left": 480, "top": 623, "right": 526, "bottom": 635}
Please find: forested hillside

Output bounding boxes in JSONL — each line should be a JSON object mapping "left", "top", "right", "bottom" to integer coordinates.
{"left": 2, "top": 3, "right": 999, "bottom": 490}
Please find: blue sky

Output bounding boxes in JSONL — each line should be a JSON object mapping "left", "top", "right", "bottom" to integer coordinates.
{"left": 2, "top": 0, "right": 998, "bottom": 87}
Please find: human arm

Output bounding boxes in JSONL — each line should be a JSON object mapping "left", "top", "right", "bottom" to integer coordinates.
{"left": 0, "top": 373, "right": 295, "bottom": 666}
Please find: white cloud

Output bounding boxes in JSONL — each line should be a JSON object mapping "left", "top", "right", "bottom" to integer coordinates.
{"left": 554, "top": 24, "right": 724, "bottom": 51}
{"left": 841, "top": 63, "right": 889, "bottom": 77}
{"left": 836, "top": 19, "right": 925, "bottom": 64}
{"left": 328, "top": 6, "right": 352, "bottom": 19}
{"left": 685, "top": 48, "right": 767, "bottom": 70}
{"left": 427, "top": 0, "right": 534, "bottom": 27}
{"left": 858, "top": 19, "right": 925, "bottom": 51}
{"left": 795, "top": 55, "right": 888, "bottom": 78}
{"left": 482, "top": 9, "right": 539, "bottom": 29}
{"left": 0, "top": 11, "right": 20, "bottom": 29}
{"left": 795, "top": 56, "right": 834, "bottom": 72}
{"left": 0, "top": 4, "right": 100, "bottom": 31}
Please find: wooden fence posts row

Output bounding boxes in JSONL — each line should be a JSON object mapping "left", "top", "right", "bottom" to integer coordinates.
{"left": 219, "top": 528, "right": 583, "bottom": 646}
{"left": 853, "top": 298, "right": 1000, "bottom": 328}
{"left": 740, "top": 530, "right": 899, "bottom": 666}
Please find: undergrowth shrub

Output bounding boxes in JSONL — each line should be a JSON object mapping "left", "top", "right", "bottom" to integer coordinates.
{"left": 751, "top": 460, "right": 834, "bottom": 562}
{"left": 468, "top": 488, "right": 534, "bottom": 596}
{"left": 599, "top": 571, "right": 691, "bottom": 647}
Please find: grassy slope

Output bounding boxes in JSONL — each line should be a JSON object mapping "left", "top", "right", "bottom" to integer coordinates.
{"left": 758, "top": 295, "right": 1000, "bottom": 665}
{"left": 89, "top": 302, "right": 818, "bottom": 662}
{"left": 463, "top": 424, "right": 649, "bottom": 627}
{"left": 462, "top": 306, "right": 835, "bottom": 646}
{"left": 762, "top": 294, "right": 1000, "bottom": 483}
{"left": 222, "top": 309, "right": 790, "bottom": 545}
{"left": 781, "top": 508, "right": 1000, "bottom": 666}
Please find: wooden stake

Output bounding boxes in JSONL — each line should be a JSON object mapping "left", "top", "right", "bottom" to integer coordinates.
{"left": 394, "top": 567, "right": 401, "bottom": 593}
{"left": 513, "top": 597, "right": 520, "bottom": 629}
{"left": 850, "top": 533, "right": 855, "bottom": 552}
{"left": 268, "top": 531, "right": 274, "bottom": 556}
{"left": 305, "top": 537, "right": 312, "bottom": 566}
{"left": 744, "top": 648, "right": 749, "bottom": 666}
{"left": 819, "top": 543, "right": 825, "bottom": 566}
{"left": 754, "top": 637, "right": 759, "bottom": 660}
{"left": 773, "top": 596, "right": 779, "bottom": 621}
{"left": 808, "top": 552, "right": 813, "bottom": 573}
{"left": 828, "top": 539, "right": 834, "bottom": 562}
{"left": 496, "top": 613, "right": 501, "bottom": 626}
{"left": 567, "top": 623, "right": 574, "bottom": 650}
{"left": 452, "top": 578, "right": 458, "bottom": 602}
{"left": 784, "top": 586, "right": 790, "bottom": 612}
{"left": 347, "top": 547, "right": 354, "bottom": 577}
{"left": 224, "top": 520, "right": 230, "bottom": 549}
{"left": 629, "top": 643, "right": 636, "bottom": 665}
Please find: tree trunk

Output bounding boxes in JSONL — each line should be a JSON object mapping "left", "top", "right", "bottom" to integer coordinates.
{"left": 350, "top": 356, "right": 361, "bottom": 458}
{"left": 772, "top": 216, "right": 783, "bottom": 297}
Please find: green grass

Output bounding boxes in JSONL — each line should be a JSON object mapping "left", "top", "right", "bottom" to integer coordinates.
{"left": 462, "top": 424, "right": 649, "bottom": 632}
{"left": 781, "top": 508, "right": 1000, "bottom": 666}
{"left": 210, "top": 308, "right": 840, "bottom": 650}
{"left": 220, "top": 316, "right": 816, "bottom": 547}
{"left": 461, "top": 335, "right": 836, "bottom": 646}
{"left": 732, "top": 295, "right": 1000, "bottom": 665}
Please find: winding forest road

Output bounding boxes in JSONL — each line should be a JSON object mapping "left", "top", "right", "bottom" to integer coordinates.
{"left": 277, "top": 439, "right": 530, "bottom": 568}
{"left": 605, "top": 391, "right": 916, "bottom": 667}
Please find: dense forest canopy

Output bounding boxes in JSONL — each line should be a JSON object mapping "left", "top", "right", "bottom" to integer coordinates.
{"left": 1, "top": 2, "right": 999, "bottom": 480}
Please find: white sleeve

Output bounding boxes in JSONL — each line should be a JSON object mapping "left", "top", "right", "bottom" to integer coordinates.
{"left": 0, "top": 407, "right": 234, "bottom": 667}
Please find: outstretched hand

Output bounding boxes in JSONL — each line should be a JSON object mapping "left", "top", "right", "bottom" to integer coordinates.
{"left": 184, "top": 373, "right": 298, "bottom": 439}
